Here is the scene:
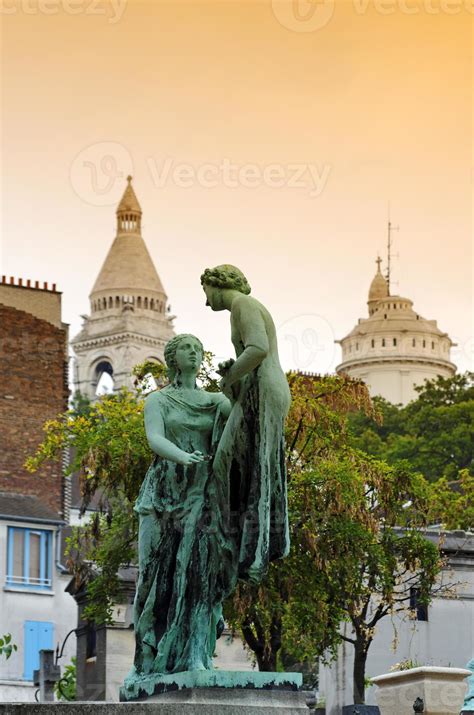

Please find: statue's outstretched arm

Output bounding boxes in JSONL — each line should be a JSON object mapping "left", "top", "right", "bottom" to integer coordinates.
{"left": 144, "top": 392, "right": 204, "bottom": 465}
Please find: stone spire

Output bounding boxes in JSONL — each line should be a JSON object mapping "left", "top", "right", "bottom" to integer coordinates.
{"left": 90, "top": 177, "right": 165, "bottom": 297}
{"left": 71, "top": 178, "right": 174, "bottom": 399}
{"left": 116, "top": 175, "right": 142, "bottom": 234}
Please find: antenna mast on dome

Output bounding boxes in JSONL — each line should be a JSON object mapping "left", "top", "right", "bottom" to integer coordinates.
{"left": 386, "top": 203, "right": 399, "bottom": 294}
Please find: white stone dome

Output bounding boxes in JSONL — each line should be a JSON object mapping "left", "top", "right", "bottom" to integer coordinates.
{"left": 335, "top": 258, "right": 456, "bottom": 405}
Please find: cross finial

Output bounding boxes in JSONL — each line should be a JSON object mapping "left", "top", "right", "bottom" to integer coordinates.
{"left": 376, "top": 256, "right": 382, "bottom": 271}
{"left": 127, "top": 175, "right": 132, "bottom": 183}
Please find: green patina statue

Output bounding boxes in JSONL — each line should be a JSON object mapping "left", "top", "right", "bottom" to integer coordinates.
{"left": 122, "top": 266, "right": 296, "bottom": 700}
{"left": 126, "top": 334, "right": 235, "bottom": 681}
{"left": 201, "top": 264, "right": 291, "bottom": 583}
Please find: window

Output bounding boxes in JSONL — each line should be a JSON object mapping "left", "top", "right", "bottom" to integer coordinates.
{"left": 6, "top": 527, "right": 52, "bottom": 590}
{"left": 410, "top": 588, "right": 428, "bottom": 622}
{"left": 431, "top": 341, "right": 435, "bottom": 349}
{"left": 393, "top": 338, "right": 397, "bottom": 346}
{"left": 423, "top": 340, "right": 426, "bottom": 348}
{"left": 371, "top": 339, "right": 375, "bottom": 348}
{"left": 382, "top": 338, "right": 386, "bottom": 347}
{"left": 412, "top": 338, "right": 416, "bottom": 347}
{"left": 23, "top": 621, "right": 53, "bottom": 680}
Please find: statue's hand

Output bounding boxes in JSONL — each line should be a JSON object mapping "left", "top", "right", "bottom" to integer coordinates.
{"left": 217, "top": 358, "right": 235, "bottom": 377}
{"left": 180, "top": 450, "right": 205, "bottom": 466}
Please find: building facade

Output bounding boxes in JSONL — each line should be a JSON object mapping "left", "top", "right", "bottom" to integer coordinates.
{"left": 336, "top": 259, "right": 456, "bottom": 405}
{"left": 71, "top": 176, "right": 174, "bottom": 399}
{"left": 319, "top": 530, "right": 474, "bottom": 714}
{"left": 0, "top": 279, "right": 76, "bottom": 701}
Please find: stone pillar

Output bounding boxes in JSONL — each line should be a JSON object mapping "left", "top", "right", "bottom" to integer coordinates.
{"left": 33, "top": 649, "right": 60, "bottom": 702}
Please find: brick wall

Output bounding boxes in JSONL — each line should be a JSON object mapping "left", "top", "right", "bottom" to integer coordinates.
{"left": 0, "top": 304, "right": 69, "bottom": 517}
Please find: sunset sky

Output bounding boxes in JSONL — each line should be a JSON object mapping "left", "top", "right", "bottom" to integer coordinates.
{"left": 1, "top": 0, "right": 472, "bottom": 373}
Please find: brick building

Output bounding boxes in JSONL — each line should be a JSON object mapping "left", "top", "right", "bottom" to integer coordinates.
{"left": 0, "top": 279, "right": 69, "bottom": 517}
{"left": 0, "top": 277, "right": 76, "bottom": 701}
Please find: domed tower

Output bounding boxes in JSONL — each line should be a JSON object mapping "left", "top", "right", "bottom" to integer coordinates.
{"left": 71, "top": 177, "right": 175, "bottom": 398}
{"left": 336, "top": 258, "right": 456, "bottom": 405}
{"left": 368, "top": 257, "right": 389, "bottom": 314}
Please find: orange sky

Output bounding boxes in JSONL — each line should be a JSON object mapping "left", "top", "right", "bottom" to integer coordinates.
{"left": 1, "top": 0, "right": 472, "bottom": 373}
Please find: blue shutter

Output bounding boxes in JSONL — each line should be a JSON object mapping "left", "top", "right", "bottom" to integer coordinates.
{"left": 23, "top": 621, "right": 54, "bottom": 680}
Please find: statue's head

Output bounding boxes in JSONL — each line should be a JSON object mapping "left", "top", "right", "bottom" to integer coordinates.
{"left": 164, "top": 334, "right": 204, "bottom": 383}
{"left": 200, "top": 264, "right": 251, "bottom": 311}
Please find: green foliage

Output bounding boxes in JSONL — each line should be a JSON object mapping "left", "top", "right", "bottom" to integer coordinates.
{"left": 428, "top": 469, "right": 474, "bottom": 531}
{"left": 70, "top": 391, "right": 92, "bottom": 417}
{"left": 54, "top": 657, "right": 76, "bottom": 701}
{"left": 348, "top": 373, "right": 474, "bottom": 488}
{"left": 0, "top": 633, "right": 17, "bottom": 660}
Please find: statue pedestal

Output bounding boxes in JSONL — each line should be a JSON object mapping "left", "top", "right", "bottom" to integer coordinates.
{"left": 119, "top": 669, "right": 307, "bottom": 713}
{"left": 140, "top": 687, "right": 309, "bottom": 712}
{"left": 120, "top": 668, "right": 303, "bottom": 701}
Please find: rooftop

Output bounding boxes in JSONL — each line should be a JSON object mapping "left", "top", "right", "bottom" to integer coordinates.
{"left": 0, "top": 492, "right": 64, "bottom": 524}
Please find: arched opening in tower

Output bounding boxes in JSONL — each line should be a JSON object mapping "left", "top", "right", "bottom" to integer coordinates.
{"left": 95, "top": 360, "right": 114, "bottom": 396}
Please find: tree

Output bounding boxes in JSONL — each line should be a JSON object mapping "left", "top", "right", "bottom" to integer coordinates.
{"left": 428, "top": 468, "right": 474, "bottom": 532}
{"left": 27, "top": 368, "right": 451, "bottom": 704}
{"left": 348, "top": 373, "right": 474, "bottom": 483}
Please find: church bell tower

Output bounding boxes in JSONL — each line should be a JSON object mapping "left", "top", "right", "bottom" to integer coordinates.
{"left": 71, "top": 177, "right": 175, "bottom": 398}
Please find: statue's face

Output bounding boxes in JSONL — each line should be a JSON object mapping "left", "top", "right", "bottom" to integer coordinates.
{"left": 175, "top": 338, "right": 203, "bottom": 373}
{"left": 203, "top": 283, "right": 224, "bottom": 311}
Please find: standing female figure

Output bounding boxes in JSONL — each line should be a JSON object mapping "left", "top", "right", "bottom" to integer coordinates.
{"left": 126, "top": 334, "right": 235, "bottom": 685}
{"left": 201, "top": 265, "right": 291, "bottom": 585}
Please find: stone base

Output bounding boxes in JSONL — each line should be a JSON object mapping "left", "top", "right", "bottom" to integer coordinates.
{"left": 140, "top": 687, "right": 308, "bottom": 712}
{"left": 120, "top": 669, "right": 303, "bottom": 702}
{"left": 0, "top": 689, "right": 309, "bottom": 714}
